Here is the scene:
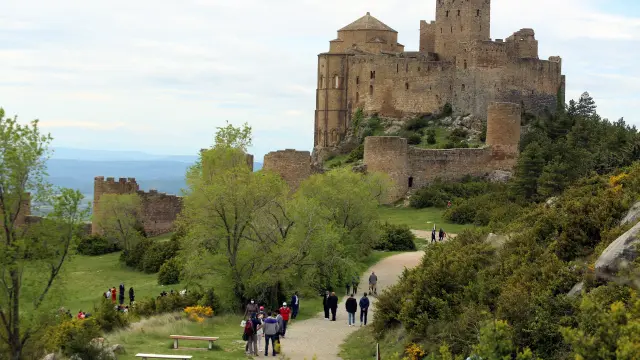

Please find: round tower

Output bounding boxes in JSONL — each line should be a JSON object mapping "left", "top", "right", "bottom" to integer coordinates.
{"left": 434, "top": 0, "right": 491, "bottom": 60}
{"left": 363, "top": 136, "right": 409, "bottom": 204}
{"left": 486, "top": 102, "right": 521, "bottom": 168}
{"left": 263, "top": 150, "right": 312, "bottom": 191}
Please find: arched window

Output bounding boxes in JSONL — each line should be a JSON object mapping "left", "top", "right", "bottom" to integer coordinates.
{"left": 370, "top": 71, "right": 376, "bottom": 79}
{"left": 457, "top": 9, "right": 461, "bottom": 16}
{"left": 408, "top": 177, "right": 414, "bottom": 188}
{"left": 334, "top": 75, "right": 339, "bottom": 89}
{"left": 369, "top": 85, "right": 374, "bottom": 96}
{"left": 405, "top": 82, "right": 409, "bottom": 91}
{"left": 446, "top": 10, "right": 449, "bottom": 17}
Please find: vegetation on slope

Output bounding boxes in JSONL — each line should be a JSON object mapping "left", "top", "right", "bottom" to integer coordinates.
{"left": 355, "top": 92, "right": 640, "bottom": 359}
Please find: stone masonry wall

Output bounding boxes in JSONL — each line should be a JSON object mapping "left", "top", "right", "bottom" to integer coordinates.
{"left": 263, "top": 150, "right": 312, "bottom": 191}
{"left": 408, "top": 147, "right": 493, "bottom": 190}
{"left": 92, "top": 176, "right": 182, "bottom": 237}
{"left": 137, "top": 190, "right": 183, "bottom": 237}
{"left": 363, "top": 136, "right": 409, "bottom": 203}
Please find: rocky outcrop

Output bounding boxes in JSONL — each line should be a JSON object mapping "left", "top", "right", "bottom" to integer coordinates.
{"left": 621, "top": 201, "right": 640, "bottom": 227}
{"left": 487, "top": 170, "right": 512, "bottom": 183}
{"left": 568, "top": 281, "right": 584, "bottom": 297}
{"left": 485, "top": 233, "right": 509, "bottom": 249}
{"left": 595, "top": 221, "right": 640, "bottom": 280}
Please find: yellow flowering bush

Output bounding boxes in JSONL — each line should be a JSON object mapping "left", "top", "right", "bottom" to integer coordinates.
{"left": 404, "top": 343, "right": 426, "bottom": 360}
{"left": 184, "top": 305, "right": 213, "bottom": 322}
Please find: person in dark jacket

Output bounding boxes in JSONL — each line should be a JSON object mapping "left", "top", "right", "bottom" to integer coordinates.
{"left": 345, "top": 294, "right": 358, "bottom": 327}
{"left": 322, "top": 291, "right": 330, "bottom": 320}
{"left": 129, "top": 287, "right": 135, "bottom": 305}
{"left": 328, "top": 292, "right": 339, "bottom": 321}
{"left": 291, "top": 292, "right": 300, "bottom": 319}
{"left": 119, "top": 283, "right": 125, "bottom": 305}
{"left": 262, "top": 312, "right": 280, "bottom": 357}
{"left": 351, "top": 275, "right": 359, "bottom": 295}
{"left": 359, "top": 292, "right": 370, "bottom": 326}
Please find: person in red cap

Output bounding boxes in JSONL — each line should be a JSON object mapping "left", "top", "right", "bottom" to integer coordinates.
{"left": 279, "top": 302, "right": 291, "bottom": 338}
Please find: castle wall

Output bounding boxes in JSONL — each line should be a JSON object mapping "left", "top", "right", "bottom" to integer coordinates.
{"left": 137, "top": 190, "right": 183, "bottom": 237}
{"left": 486, "top": 102, "right": 521, "bottom": 169}
{"left": 408, "top": 147, "right": 493, "bottom": 190}
{"left": 316, "top": 54, "right": 350, "bottom": 147}
{"left": 92, "top": 176, "right": 181, "bottom": 237}
{"left": 262, "top": 150, "right": 312, "bottom": 191}
{"left": 363, "top": 137, "right": 409, "bottom": 203}
{"left": 420, "top": 21, "right": 436, "bottom": 53}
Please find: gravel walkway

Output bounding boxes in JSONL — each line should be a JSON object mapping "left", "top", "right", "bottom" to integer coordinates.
{"left": 278, "top": 251, "right": 425, "bottom": 360}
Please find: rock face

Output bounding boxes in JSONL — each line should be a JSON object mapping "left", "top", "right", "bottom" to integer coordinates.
{"left": 487, "top": 170, "right": 512, "bottom": 183}
{"left": 595, "top": 221, "right": 640, "bottom": 280}
{"left": 621, "top": 201, "right": 640, "bottom": 227}
{"left": 568, "top": 281, "right": 584, "bottom": 297}
{"left": 110, "top": 344, "right": 125, "bottom": 354}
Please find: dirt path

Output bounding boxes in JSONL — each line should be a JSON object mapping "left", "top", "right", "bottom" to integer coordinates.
{"left": 280, "top": 251, "right": 424, "bottom": 360}
{"left": 411, "top": 230, "right": 457, "bottom": 242}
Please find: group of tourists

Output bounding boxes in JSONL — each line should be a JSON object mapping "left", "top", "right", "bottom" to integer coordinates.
{"left": 243, "top": 292, "right": 300, "bottom": 357}
{"left": 323, "top": 290, "right": 371, "bottom": 326}
{"left": 104, "top": 283, "right": 135, "bottom": 305}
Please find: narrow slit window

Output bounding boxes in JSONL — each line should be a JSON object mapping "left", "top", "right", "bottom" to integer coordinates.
{"left": 334, "top": 75, "right": 339, "bottom": 89}
{"left": 405, "top": 82, "right": 409, "bottom": 90}
{"left": 477, "top": 9, "right": 480, "bottom": 17}
{"left": 369, "top": 85, "right": 374, "bottom": 96}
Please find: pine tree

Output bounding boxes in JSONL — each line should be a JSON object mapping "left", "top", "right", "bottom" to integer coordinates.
{"left": 575, "top": 92, "right": 597, "bottom": 118}
{"left": 511, "top": 142, "right": 545, "bottom": 200}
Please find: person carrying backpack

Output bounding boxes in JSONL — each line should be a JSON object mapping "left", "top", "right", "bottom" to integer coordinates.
{"left": 243, "top": 314, "right": 257, "bottom": 355}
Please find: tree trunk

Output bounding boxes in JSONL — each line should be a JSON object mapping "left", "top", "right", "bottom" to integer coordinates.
{"left": 10, "top": 269, "right": 22, "bottom": 360}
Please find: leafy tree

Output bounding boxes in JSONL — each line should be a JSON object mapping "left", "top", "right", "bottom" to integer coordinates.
{"left": 0, "top": 108, "right": 86, "bottom": 360}
{"left": 94, "top": 193, "right": 144, "bottom": 252}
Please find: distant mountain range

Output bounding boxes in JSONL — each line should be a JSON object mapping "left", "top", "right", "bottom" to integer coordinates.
{"left": 45, "top": 147, "right": 263, "bottom": 195}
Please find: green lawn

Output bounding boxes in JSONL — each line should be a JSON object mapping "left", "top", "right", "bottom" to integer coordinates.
{"left": 60, "top": 234, "right": 183, "bottom": 314}
{"left": 340, "top": 326, "right": 406, "bottom": 360}
{"left": 105, "top": 314, "right": 253, "bottom": 360}
{"left": 377, "top": 206, "right": 473, "bottom": 234}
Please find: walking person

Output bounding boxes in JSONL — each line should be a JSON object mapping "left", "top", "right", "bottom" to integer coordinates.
{"left": 329, "top": 291, "right": 339, "bottom": 321}
{"left": 345, "top": 282, "right": 351, "bottom": 296}
{"left": 257, "top": 312, "right": 265, "bottom": 352}
{"left": 118, "top": 283, "right": 125, "bottom": 305}
{"left": 359, "top": 292, "right": 370, "bottom": 326}
{"left": 263, "top": 312, "right": 280, "bottom": 357}
{"left": 244, "top": 313, "right": 259, "bottom": 355}
{"left": 369, "top": 272, "right": 378, "bottom": 295}
{"left": 244, "top": 299, "right": 259, "bottom": 319}
{"left": 322, "top": 291, "right": 330, "bottom": 320}
{"left": 439, "top": 228, "right": 444, "bottom": 242}
{"left": 345, "top": 294, "right": 358, "bottom": 327}
{"left": 431, "top": 228, "right": 437, "bottom": 244}
{"left": 279, "top": 302, "right": 291, "bottom": 338}
{"left": 129, "top": 287, "right": 135, "bottom": 305}
{"left": 351, "top": 275, "right": 359, "bottom": 295}
{"left": 111, "top": 286, "right": 117, "bottom": 304}
{"left": 291, "top": 292, "right": 300, "bottom": 320}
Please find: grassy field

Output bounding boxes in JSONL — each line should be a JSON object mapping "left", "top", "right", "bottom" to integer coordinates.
{"left": 377, "top": 206, "right": 473, "bottom": 234}
{"left": 60, "top": 233, "right": 182, "bottom": 314}
{"left": 339, "top": 326, "right": 405, "bottom": 360}
{"left": 105, "top": 313, "right": 253, "bottom": 360}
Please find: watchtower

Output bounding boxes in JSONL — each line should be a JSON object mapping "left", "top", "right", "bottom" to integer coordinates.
{"left": 434, "top": 0, "right": 491, "bottom": 60}
{"left": 92, "top": 176, "right": 139, "bottom": 235}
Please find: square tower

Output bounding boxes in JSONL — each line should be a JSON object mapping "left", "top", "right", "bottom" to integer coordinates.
{"left": 434, "top": 0, "right": 491, "bottom": 60}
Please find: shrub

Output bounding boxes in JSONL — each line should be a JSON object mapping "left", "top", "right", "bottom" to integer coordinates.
{"left": 141, "top": 238, "right": 180, "bottom": 273}
{"left": 77, "top": 235, "right": 120, "bottom": 256}
{"left": 121, "top": 238, "right": 153, "bottom": 269}
{"left": 441, "top": 103, "right": 453, "bottom": 117}
{"left": 158, "top": 257, "right": 182, "bottom": 285}
{"left": 426, "top": 129, "right": 437, "bottom": 145}
{"left": 376, "top": 223, "right": 417, "bottom": 251}
{"left": 410, "top": 178, "right": 494, "bottom": 209}
{"left": 44, "top": 318, "right": 103, "bottom": 356}
{"left": 448, "top": 127, "right": 469, "bottom": 142}
{"left": 404, "top": 117, "right": 429, "bottom": 132}
{"left": 93, "top": 298, "right": 129, "bottom": 332}
{"left": 347, "top": 144, "right": 364, "bottom": 163}
{"left": 184, "top": 305, "right": 213, "bottom": 322}
{"left": 132, "top": 287, "right": 217, "bottom": 318}
{"left": 399, "top": 131, "right": 422, "bottom": 145}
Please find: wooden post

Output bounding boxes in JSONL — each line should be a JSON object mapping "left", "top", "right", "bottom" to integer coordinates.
{"left": 173, "top": 338, "right": 178, "bottom": 349}
{"left": 376, "top": 343, "right": 380, "bottom": 360}
{"left": 209, "top": 340, "right": 213, "bottom": 350}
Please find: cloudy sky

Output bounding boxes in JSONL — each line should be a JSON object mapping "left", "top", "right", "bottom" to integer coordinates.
{"left": 1, "top": 0, "right": 639, "bottom": 160}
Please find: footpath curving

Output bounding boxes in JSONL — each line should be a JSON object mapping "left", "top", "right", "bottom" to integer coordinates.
{"left": 282, "top": 251, "right": 425, "bottom": 360}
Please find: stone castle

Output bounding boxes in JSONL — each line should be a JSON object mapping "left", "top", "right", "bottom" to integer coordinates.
{"left": 314, "top": 0, "right": 564, "bottom": 152}
{"left": 18, "top": 0, "right": 565, "bottom": 234}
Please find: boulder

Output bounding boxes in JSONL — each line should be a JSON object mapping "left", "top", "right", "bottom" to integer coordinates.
{"left": 595, "top": 221, "right": 640, "bottom": 280}
{"left": 485, "top": 233, "right": 509, "bottom": 249}
{"left": 568, "top": 281, "right": 584, "bottom": 297}
{"left": 110, "top": 344, "right": 125, "bottom": 354}
{"left": 545, "top": 197, "right": 558, "bottom": 208}
{"left": 41, "top": 354, "right": 58, "bottom": 360}
{"left": 487, "top": 170, "right": 512, "bottom": 183}
{"left": 621, "top": 201, "right": 640, "bottom": 227}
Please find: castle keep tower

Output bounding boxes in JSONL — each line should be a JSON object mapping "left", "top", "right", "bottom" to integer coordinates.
{"left": 434, "top": 0, "right": 491, "bottom": 59}
{"left": 92, "top": 177, "right": 139, "bottom": 234}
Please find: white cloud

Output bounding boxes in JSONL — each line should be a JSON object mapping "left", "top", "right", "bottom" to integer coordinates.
{"left": 0, "top": 0, "right": 638, "bottom": 160}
